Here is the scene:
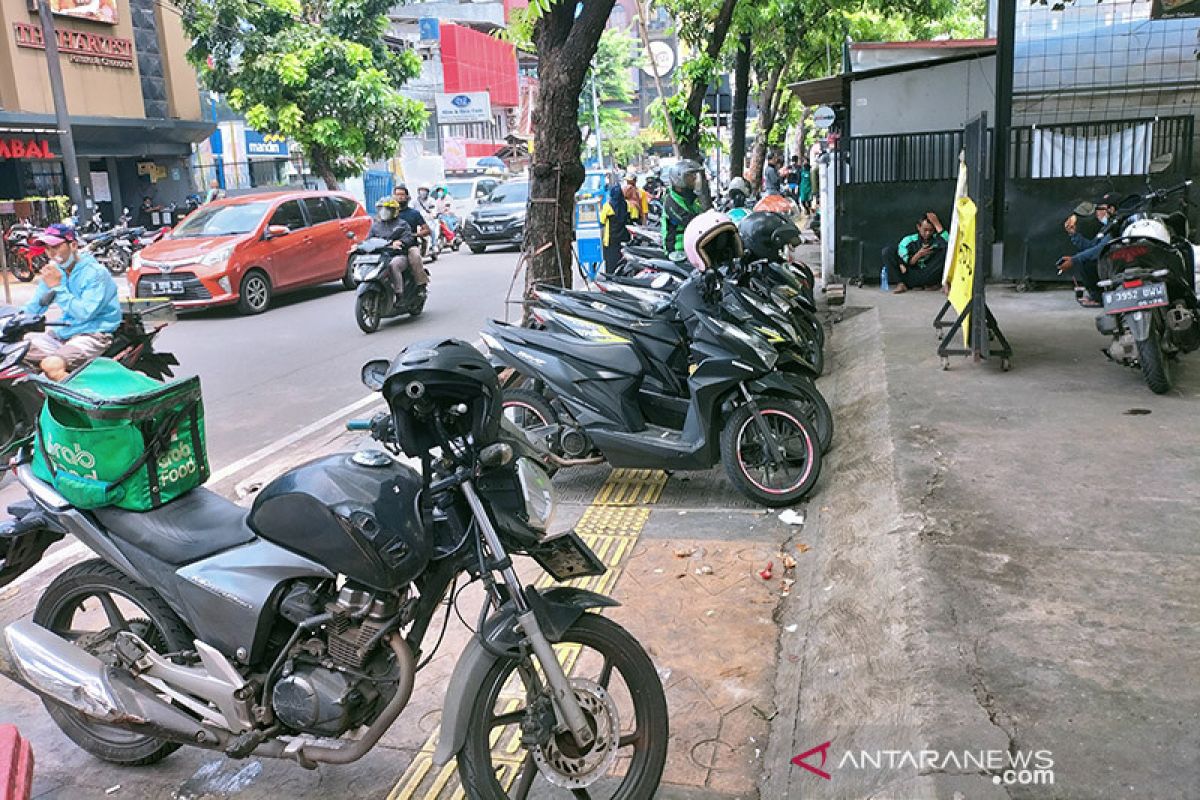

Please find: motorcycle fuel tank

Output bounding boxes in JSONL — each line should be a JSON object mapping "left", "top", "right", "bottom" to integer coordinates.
{"left": 248, "top": 453, "right": 431, "bottom": 592}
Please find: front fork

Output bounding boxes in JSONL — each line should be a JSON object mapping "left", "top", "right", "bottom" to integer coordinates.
{"left": 738, "top": 383, "right": 786, "bottom": 466}
{"left": 460, "top": 480, "right": 595, "bottom": 749}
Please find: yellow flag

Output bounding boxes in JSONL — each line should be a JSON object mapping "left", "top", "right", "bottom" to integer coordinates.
{"left": 946, "top": 196, "right": 977, "bottom": 346}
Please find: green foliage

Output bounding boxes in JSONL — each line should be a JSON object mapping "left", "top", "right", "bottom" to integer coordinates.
{"left": 580, "top": 28, "right": 651, "bottom": 165}
{"left": 178, "top": 0, "right": 428, "bottom": 184}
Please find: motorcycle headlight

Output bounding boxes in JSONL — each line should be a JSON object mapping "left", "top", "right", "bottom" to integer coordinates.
{"left": 199, "top": 243, "right": 236, "bottom": 270}
{"left": 710, "top": 317, "right": 778, "bottom": 368}
{"left": 354, "top": 260, "right": 384, "bottom": 281}
{"left": 516, "top": 457, "right": 556, "bottom": 533}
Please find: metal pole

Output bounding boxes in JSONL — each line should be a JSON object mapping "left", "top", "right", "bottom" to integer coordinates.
{"left": 36, "top": 0, "right": 83, "bottom": 212}
{"left": 0, "top": 234, "right": 11, "bottom": 305}
{"left": 994, "top": 0, "right": 1016, "bottom": 243}
{"left": 590, "top": 61, "right": 604, "bottom": 170}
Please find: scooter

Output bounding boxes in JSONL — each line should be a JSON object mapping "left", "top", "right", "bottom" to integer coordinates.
{"left": 438, "top": 214, "right": 463, "bottom": 252}
{"left": 2, "top": 223, "right": 41, "bottom": 283}
{"left": 348, "top": 237, "right": 427, "bottom": 333}
{"left": 482, "top": 285, "right": 823, "bottom": 507}
{"left": 1092, "top": 180, "right": 1198, "bottom": 393}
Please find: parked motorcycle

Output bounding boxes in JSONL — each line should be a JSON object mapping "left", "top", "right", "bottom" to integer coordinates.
{"left": 349, "top": 237, "right": 427, "bottom": 333}
{"left": 1093, "top": 180, "right": 1198, "bottom": 393}
{"left": 2, "top": 223, "right": 43, "bottom": 282}
{"left": 0, "top": 339, "right": 669, "bottom": 797}
{"left": 0, "top": 301, "right": 179, "bottom": 461}
{"left": 81, "top": 226, "right": 145, "bottom": 275}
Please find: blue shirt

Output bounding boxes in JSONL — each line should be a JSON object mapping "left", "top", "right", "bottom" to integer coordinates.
{"left": 23, "top": 252, "right": 121, "bottom": 339}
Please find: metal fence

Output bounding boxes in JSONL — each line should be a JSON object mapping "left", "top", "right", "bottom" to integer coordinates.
{"left": 844, "top": 129, "right": 993, "bottom": 184}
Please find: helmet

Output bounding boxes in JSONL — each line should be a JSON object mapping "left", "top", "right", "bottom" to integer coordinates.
{"left": 739, "top": 211, "right": 802, "bottom": 261}
{"left": 1123, "top": 217, "right": 1172, "bottom": 244}
{"left": 382, "top": 339, "right": 501, "bottom": 456}
{"left": 753, "top": 194, "right": 799, "bottom": 218}
{"left": 418, "top": 183, "right": 431, "bottom": 192}
{"left": 667, "top": 159, "right": 704, "bottom": 192}
{"left": 683, "top": 210, "right": 743, "bottom": 271}
{"left": 727, "top": 177, "right": 751, "bottom": 196}
{"left": 375, "top": 198, "right": 399, "bottom": 221}
{"left": 624, "top": 172, "right": 637, "bottom": 184}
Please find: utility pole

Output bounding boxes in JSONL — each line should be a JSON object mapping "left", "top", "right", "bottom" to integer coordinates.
{"left": 36, "top": 0, "right": 83, "bottom": 213}
{"left": 589, "top": 61, "right": 604, "bottom": 170}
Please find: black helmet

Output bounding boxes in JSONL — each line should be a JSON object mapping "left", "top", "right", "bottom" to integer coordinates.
{"left": 666, "top": 159, "right": 704, "bottom": 192}
{"left": 382, "top": 338, "right": 501, "bottom": 456}
{"left": 738, "top": 211, "right": 802, "bottom": 261}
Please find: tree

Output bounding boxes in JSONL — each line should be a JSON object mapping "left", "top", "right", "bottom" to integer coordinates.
{"left": 729, "top": 32, "right": 751, "bottom": 179}
{"left": 661, "top": 0, "right": 742, "bottom": 161}
{"left": 178, "top": 0, "right": 428, "bottom": 189}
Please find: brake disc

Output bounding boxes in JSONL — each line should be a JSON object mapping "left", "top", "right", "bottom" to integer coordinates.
{"left": 531, "top": 678, "right": 621, "bottom": 789}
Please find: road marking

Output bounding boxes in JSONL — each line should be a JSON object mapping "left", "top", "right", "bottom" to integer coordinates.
{"left": 388, "top": 467, "right": 666, "bottom": 800}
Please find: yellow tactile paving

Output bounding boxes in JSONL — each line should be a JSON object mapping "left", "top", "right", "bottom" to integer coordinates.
{"left": 388, "top": 468, "right": 665, "bottom": 800}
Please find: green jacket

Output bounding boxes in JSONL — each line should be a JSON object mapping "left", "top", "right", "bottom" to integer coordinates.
{"left": 661, "top": 189, "right": 702, "bottom": 255}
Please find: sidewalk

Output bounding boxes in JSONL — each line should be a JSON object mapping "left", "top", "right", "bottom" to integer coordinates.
{"left": 762, "top": 283, "right": 1199, "bottom": 798}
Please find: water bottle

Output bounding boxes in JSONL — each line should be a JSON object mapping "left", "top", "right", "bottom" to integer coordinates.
{"left": 880, "top": 266, "right": 890, "bottom": 292}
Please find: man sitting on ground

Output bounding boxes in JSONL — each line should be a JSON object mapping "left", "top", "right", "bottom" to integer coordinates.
{"left": 882, "top": 212, "right": 949, "bottom": 293}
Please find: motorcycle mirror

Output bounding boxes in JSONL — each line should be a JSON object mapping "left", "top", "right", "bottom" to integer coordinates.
{"left": 361, "top": 359, "right": 390, "bottom": 391}
{"left": 1149, "top": 153, "right": 1174, "bottom": 174}
{"left": 651, "top": 273, "right": 672, "bottom": 290}
{"left": 479, "top": 442, "right": 514, "bottom": 468}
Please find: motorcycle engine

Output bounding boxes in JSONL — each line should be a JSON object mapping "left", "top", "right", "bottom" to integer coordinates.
{"left": 271, "top": 586, "right": 405, "bottom": 737}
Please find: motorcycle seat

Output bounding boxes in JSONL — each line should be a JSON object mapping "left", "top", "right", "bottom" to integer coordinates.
{"left": 494, "top": 323, "right": 643, "bottom": 375}
{"left": 92, "top": 487, "right": 255, "bottom": 566}
{"left": 625, "top": 244, "right": 669, "bottom": 260}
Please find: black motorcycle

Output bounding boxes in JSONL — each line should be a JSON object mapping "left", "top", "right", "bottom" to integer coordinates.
{"left": 1094, "top": 181, "right": 1197, "bottom": 393}
{"left": 349, "top": 237, "right": 427, "bottom": 334}
{"left": 82, "top": 226, "right": 145, "bottom": 275}
{"left": 483, "top": 285, "right": 823, "bottom": 507}
{"left": 0, "top": 302, "right": 178, "bottom": 461}
{"left": 0, "top": 340, "right": 668, "bottom": 798}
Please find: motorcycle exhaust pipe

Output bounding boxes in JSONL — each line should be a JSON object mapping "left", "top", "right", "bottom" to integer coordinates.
{"left": 0, "top": 620, "right": 220, "bottom": 747}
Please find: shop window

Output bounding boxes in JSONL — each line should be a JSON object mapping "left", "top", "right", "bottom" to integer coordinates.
{"left": 25, "top": 162, "right": 65, "bottom": 197}
{"left": 269, "top": 200, "right": 306, "bottom": 231}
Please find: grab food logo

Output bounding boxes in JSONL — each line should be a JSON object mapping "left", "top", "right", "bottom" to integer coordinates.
{"left": 792, "top": 741, "right": 1055, "bottom": 787}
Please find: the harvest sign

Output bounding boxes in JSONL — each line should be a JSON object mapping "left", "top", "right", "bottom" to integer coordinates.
{"left": 0, "top": 139, "right": 56, "bottom": 159}
{"left": 12, "top": 22, "right": 134, "bottom": 69}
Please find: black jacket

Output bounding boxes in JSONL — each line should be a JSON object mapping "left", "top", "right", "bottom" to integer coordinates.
{"left": 368, "top": 217, "right": 415, "bottom": 248}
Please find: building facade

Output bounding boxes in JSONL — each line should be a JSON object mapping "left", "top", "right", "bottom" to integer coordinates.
{"left": 0, "top": 0, "right": 211, "bottom": 221}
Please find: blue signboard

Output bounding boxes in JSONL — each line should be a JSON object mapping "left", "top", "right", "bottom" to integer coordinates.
{"left": 419, "top": 17, "right": 440, "bottom": 41}
{"left": 245, "top": 129, "right": 290, "bottom": 158}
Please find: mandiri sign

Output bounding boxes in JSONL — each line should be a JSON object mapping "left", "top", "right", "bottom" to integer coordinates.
{"left": 435, "top": 92, "right": 492, "bottom": 125}
{"left": 245, "top": 130, "right": 289, "bottom": 158}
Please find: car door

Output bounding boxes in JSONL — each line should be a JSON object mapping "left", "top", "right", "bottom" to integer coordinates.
{"left": 264, "top": 199, "right": 311, "bottom": 289}
{"left": 331, "top": 194, "right": 370, "bottom": 249}
{"left": 301, "top": 195, "right": 343, "bottom": 282}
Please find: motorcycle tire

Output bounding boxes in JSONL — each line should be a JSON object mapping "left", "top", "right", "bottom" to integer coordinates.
{"left": 721, "top": 399, "right": 822, "bottom": 507}
{"left": 469, "top": 244, "right": 487, "bottom": 255}
{"left": 452, "top": 240, "right": 462, "bottom": 252}
{"left": 33, "top": 559, "right": 194, "bottom": 766}
{"left": 356, "top": 289, "right": 383, "bottom": 333}
{"left": 1136, "top": 327, "right": 1172, "bottom": 394}
{"left": 502, "top": 388, "right": 556, "bottom": 431}
{"left": 783, "top": 377, "right": 834, "bottom": 454}
{"left": 457, "top": 613, "right": 668, "bottom": 799}
{"left": 408, "top": 291, "right": 426, "bottom": 318}
{"left": 10, "top": 254, "right": 36, "bottom": 283}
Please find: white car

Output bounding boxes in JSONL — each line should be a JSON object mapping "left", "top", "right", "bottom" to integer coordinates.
{"left": 443, "top": 176, "right": 504, "bottom": 218}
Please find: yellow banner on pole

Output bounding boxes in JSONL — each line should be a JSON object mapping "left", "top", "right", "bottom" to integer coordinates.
{"left": 945, "top": 196, "right": 977, "bottom": 346}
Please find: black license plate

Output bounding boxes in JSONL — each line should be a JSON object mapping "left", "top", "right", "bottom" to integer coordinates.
{"left": 1103, "top": 282, "right": 1168, "bottom": 315}
{"left": 528, "top": 531, "right": 607, "bottom": 582}
{"left": 147, "top": 279, "right": 185, "bottom": 296}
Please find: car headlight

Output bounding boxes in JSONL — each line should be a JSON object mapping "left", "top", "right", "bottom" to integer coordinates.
{"left": 200, "top": 243, "right": 236, "bottom": 269}
{"left": 517, "top": 457, "right": 556, "bottom": 533}
{"left": 217, "top": 275, "right": 232, "bottom": 293}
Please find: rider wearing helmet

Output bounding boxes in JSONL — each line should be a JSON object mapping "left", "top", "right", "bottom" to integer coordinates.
{"left": 738, "top": 211, "right": 801, "bottom": 263}
{"left": 416, "top": 183, "right": 434, "bottom": 214}
{"left": 371, "top": 195, "right": 427, "bottom": 297}
{"left": 662, "top": 160, "right": 706, "bottom": 260}
{"left": 725, "top": 177, "right": 752, "bottom": 223}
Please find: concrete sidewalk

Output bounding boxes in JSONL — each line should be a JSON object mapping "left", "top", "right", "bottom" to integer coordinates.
{"left": 762, "top": 284, "right": 1199, "bottom": 798}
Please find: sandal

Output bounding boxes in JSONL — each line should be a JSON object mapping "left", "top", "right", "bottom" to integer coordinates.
{"left": 1078, "top": 296, "right": 1101, "bottom": 308}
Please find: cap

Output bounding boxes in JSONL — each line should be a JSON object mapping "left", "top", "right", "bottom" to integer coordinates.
{"left": 1096, "top": 193, "right": 1120, "bottom": 208}
{"left": 1072, "top": 201, "right": 1096, "bottom": 216}
{"left": 34, "top": 223, "right": 76, "bottom": 247}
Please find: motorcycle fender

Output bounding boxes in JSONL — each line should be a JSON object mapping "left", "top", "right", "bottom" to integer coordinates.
{"left": 431, "top": 586, "right": 619, "bottom": 766}
{"left": 1125, "top": 310, "right": 1152, "bottom": 341}
{"left": 745, "top": 372, "right": 808, "bottom": 402}
{"left": 355, "top": 279, "right": 384, "bottom": 298}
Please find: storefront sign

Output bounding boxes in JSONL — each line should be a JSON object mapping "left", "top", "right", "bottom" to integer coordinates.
{"left": 245, "top": 130, "right": 290, "bottom": 158}
{"left": 13, "top": 22, "right": 134, "bottom": 69}
{"left": 27, "top": 0, "right": 119, "bottom": 26}
{"left": 435, "top": 92, "right": 492, "bottom": 125}
{"left": 0, "top": 138, "right": 55, "bottom": 159}
{"left": 1151, "top": 0, "right": 1200, "bottom": 17}
{"left": 641, "top": 40, "right": 676, "bottom": 78}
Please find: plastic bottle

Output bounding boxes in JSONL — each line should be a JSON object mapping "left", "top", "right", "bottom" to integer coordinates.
{"left": 880, "top": 266, "right": 890, "bottom": 292}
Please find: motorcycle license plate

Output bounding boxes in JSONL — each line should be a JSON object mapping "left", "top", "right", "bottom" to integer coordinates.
{"left": 147, "top": 279, "right": 185, "bottom": 296}
{"left": 1102, "top": 282, "right": 1168, "bottom": 315}
{"left": 527, "top": 531, "right": 607, "bottom": 582}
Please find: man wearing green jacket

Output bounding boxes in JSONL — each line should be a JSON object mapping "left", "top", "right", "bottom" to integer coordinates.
{"left": 661, "top": 160, "right": 705, "bottom": 260}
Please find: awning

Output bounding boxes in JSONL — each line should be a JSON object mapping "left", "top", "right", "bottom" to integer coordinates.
{"left": 788, "top": 75, "right": 844, "bottom": 107}
{"left": 0, "top": 112, "right": 214, "bottom": 158}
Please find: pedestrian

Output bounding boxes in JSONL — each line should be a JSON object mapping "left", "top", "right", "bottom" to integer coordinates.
{"left": 785, "top": 156, "right": 801, "bottom": 199}
{"left": 136, "top": 196, "right": 159, "bottom": 228}
{"left": 882, "top": 212, "right": 949, "bottom": 293}
{"left": 622, "top": 173, "right": 647, "bottom": 223}
{"left": 600, "top": 178, "right": 630, "bottom": 273}
{"left": 205, "top": 179, "right": 224, "bottom": 204}
{"left": 763, "top": 153, "right": 783, "bottom": 197}
{"left": 1056, "top": 193, "right": 1121, "bottom": 307}
{"left": 798, "top": 158, "right": 813, "bottom": 216}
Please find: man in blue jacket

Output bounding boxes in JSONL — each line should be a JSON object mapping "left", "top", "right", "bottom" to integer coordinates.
{"left": 21, "top": 223, "right": 121, "bottom": 381}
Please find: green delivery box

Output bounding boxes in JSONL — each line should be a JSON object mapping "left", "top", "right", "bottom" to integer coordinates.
{"left": 32, "top": 358, "right": 208, "bottom": 511}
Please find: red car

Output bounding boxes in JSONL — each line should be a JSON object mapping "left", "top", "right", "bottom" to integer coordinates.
{"left": 128, "top": 190, "right": 371, "bottom": 314}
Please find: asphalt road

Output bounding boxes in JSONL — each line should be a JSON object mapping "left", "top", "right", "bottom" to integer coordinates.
{"left": 153, "top": 246, "right": 525, "bottom": 468}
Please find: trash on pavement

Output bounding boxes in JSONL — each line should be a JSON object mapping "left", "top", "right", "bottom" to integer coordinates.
{"left": 674, "top": 547, "right": 697, "bottom": 558}
{"left": 781, "top": 554, "right": 797, "bottom": 570}
{"left": 759, "top": 561, "right": 774, "bottom": 580}
{"left": 695, "top": 565, "right": 714, "bottom": 576}
{"left": 779, "top": 509, "right": 806, "bottom": 525}
{"left": 785, "top": 624, "right": 798, "bottom": 633}
{"left": 796, "top": 543, "right": 811, "bottom": 554}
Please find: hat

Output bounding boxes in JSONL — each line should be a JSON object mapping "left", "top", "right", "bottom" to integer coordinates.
{"left": 624, "top": 173, "right": 637, "bottom": 183}
{"left": 1096, "top": 193, "right": 1120, "bottom": 208}
{"left": 34, "top": 223, "right": 76, "bottom": 247}
{"left": 1072, "top": 201, "right": 1096, "bottom": 216}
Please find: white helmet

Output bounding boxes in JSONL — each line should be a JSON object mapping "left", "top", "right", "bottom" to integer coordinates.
{"left": 1123, "top": 217, "right": 1172, "bottom": 244}
{"left": 727, "top": 177, "right": 751, "bottom": 195}
{"left": 683, "top": 210, "right": 743, "bottom": 271}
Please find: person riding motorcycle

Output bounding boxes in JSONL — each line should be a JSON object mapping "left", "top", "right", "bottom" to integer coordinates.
{"left": 662, "top": 160, "right": 706, "bottom": 261}
{"left": 369, "top": 198, "right": 426, "bottom": 298}
{"left": 725, "top": 177, "right": 753, "bottom": 223}
{"left": 416, "top": 183, "right": 435, "bottom": 214}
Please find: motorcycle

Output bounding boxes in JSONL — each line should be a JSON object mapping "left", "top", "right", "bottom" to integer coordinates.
{"left": 0, "top": 342, "right": 669, "bottom": 797}
{"left": 2, "top": 222, "right": 44, "bottom": 282}
{"left": 438, "top": 213, "right": 463, "bottom": 252}
{"left": 0, "top": 301, "right": 179, "bottom": 461}
{"left": 482, "top": 273, "right": 824, "bottom": 507}
{"left": 82, "top": 226, "right": 145, "bottom": 276}
{"left": 1092, "top": 180, "right": 1198, "bottom": 393}
{"left": 349, "top": 237, "right": 427, "bottom": 333}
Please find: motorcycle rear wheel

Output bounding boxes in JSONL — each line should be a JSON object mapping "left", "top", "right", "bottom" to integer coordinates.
{"left": 502, "top": 388, "right": 556, "bottom": 430}
{"left": 1136, "top": 327, "right": 1172, "bottom": 394}
{"left": 33, "top": 559, "right": 194, "bottom": 766}
{"left": 721, "top": 399, "right": 822, "bottom": 507}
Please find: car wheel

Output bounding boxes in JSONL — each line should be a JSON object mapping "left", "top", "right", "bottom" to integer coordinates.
{"left": 236, "top": 270, "right": 272, "bottom": 315}
{"left": 468, "top": 244, "right": 486, "bottom": 254}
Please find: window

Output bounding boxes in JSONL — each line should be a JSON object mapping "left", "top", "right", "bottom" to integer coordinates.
{"left": 478, "top": 179, "right": 499, "bottom": 197}
{"left": 269, "top": 200, "right": 307, "bottom": 231}
{"left": 487, "top": 182, "right": 528, "bottom": 204}
{"left": 172, "top": 201, "right": 272, "bottom": 237}
{"left": 303, "top": 196, "right": 336, "bottom": 225}
{"left": 331, "top": 196, "right": 359, "bottom": 219}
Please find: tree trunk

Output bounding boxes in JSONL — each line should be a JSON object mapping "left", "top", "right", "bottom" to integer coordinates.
{"left": 730, "top": 33, "right": 751, "bottom": 180}
{"left": 309, "top": 147, "right": 341, "bottom": 190}
{"left": 525, "top": 0, "right": 615, "bottom": 293}
{"left": 745, "top": 60, "right": 789, "bottom": 189}
{"left": 678, "top": 0, "right": 740, "bottom": 161}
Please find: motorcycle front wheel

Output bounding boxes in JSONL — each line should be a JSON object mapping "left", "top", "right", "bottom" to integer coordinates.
{"left": 721, "top": 399, "right": 822, "bottom": 506}
{"left": 10, "top": 253, "right": 35, "bottom": 282}
{"left": 1136, "top": 324, "right": 1172, "bottom": 394}
{"left": 457, "top": 614, "right": 668, "bottom": 799}
{"left": 356, "top": 289, "right": 382, "bottom": 333}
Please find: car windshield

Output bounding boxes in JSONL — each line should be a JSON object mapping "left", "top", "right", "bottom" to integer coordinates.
{"left": 171, "top": 201, "right": 271, "bottom": 238}
{"left": 488, "top": 183, "right": 529, "bottom": 205}
{"left": 444, "top": 182, "right": 474, "bottom": 200}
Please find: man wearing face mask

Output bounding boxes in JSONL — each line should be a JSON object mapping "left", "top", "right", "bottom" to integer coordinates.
{"left": 20, "top": 223, "right": 121, "bottom": 381}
